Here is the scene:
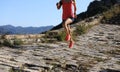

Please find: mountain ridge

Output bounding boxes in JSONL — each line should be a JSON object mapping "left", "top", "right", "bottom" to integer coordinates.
{"left": 0, "top": 25, "right": 53, "bottom": 34}
{"left": 51, "top": 0, "right": 120, "bottom": 30}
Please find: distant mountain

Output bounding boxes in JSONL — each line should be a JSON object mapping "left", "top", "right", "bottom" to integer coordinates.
{"left": 0, "top": 25, "right": 53, "bottom": 34}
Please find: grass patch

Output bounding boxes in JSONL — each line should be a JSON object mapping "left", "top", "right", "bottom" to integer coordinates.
{"left": 0, "top": 34, "right": 23, "bottom": 47}
{"left": 74, "top": 23, "right": 93, "bottom": 36}
{"left": 43, "top": 31, "right": 58, "bottom": 43}
{"left": 102, "top": 4, "right": 120, "bottom": 21}
{"left": 74, "top": 24, "right": 87, "bottom": 35}
{"left": 43, "top": 23, "right": 94, "bottom": 42}
{"left": 2, "top": 39, "right": 13, "bottom": 47}
{"left": 56, "top": 31, "right": 66, "bottom": 41}
{"left": 13, "top": 39, "right": 23, "bottom": 46}
{"left": 43, "top": 31, "right": 66, "bottom": 42}
{"left": 1, "top": 39, "right": 23, "bottom": 47}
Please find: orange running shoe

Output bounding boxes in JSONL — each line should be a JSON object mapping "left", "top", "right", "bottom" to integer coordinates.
{"left": 65, "top": 34, "right": 71, "bottom": 41}
{"left": 69, "top": 41, "right": 74, "bottom": 48}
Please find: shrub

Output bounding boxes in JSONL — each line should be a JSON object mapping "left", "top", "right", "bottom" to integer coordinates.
{"left": 74, "top": 24, "right": 88, "bottom": 36}
{"left": 43, "top": 30, "right": 67, "bottom": 42}
{"left": 44, "top": 23, "right": 93, "bottom": 42}
{"left": 3, "top": 39, "right": 13, "bottom": 47}
{"left": 56, "top": 31, "right": 66, "bottom": 41}
{"left": 1, "top": 34, "right": 6, "bottom": 39}
{"left": 102, "top": 4, "right": 120, "bottom": 20}
{"left": 42, "top": 31, "right": 58, "bottom": 43}
{"left": 73, "top": 23, "right": 93, "bottom": 41}
{"left": 103, "top": 11, "right": 114, "bottom": 19}
{"left": 13, "top": 39, "right": 23, "bottom": 46}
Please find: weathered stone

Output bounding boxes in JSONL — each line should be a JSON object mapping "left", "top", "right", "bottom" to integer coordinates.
{"left": 0, "top": 23, "right": 120, "bottom": 72}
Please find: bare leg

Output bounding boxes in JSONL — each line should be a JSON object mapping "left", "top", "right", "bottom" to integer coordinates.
{"left": 68, "top": 25, "right": 74, "bottom": 42}
{"left": 62, "top": 18, "right": 74, "bottom": 48}
{"left": 62, "top": 18, "right": 73, "bottom": 35}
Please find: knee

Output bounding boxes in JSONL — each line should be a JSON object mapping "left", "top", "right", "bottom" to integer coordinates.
{"left": 62, "top": 21, "right": 68, "bottom": 27}
{"left": 64, "top": 21, "right": 68, "bottom": 26}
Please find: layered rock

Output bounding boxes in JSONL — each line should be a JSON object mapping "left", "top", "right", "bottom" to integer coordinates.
{"left": 0, "top": 23, "right": 120, "bottom": 72}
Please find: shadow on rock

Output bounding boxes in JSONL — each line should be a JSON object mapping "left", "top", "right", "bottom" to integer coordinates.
{"left": 100, "top": 69, "right": 120, "bottom": 72}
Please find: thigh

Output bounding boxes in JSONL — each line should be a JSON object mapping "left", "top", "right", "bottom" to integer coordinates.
{"left": 64, "top": 18, "right": 73, "bottom": 25}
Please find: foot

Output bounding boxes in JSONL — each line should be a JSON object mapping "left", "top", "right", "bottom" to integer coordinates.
{"left": 65, "top": 34, "right": 71, "bottom": 41}
{"left": 69, "top": 40, "right": 74, "bottom": 48}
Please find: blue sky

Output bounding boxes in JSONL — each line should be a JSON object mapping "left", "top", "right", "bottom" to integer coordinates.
{"left": 0, "top": 0, "right": 94, "bottom": 27}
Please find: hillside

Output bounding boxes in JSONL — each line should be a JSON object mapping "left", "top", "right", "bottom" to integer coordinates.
{"left": 0, "top": 0, "right": 120, "bottom": 72}
{"left": 0, "top": 25, "right": 53, "bottom": 34}
{"left": 0, "top": 23, "right": 120, "bottom": 72}
{"left": 51, "top": 0, "right": 120, "bottom": 30}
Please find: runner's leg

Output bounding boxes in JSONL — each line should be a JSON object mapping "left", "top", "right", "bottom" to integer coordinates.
{"left": 63, "top": 18, "right": 73, "bottom": 41}
{"left": 62, "top": 18, "right": 74, "bottom": 48}
{"left": 66, "top": 18, "right": 75, "bottom": 48}
{"left": 68, "top": 25, "right": 73, "bottom": 41}
{"left": 62, "top": 18, "right": 72, "bottom": 34}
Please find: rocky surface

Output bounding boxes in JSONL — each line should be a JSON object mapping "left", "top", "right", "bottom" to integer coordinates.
{"left": 0, "top": 24, "right": 120, "bottom": 72}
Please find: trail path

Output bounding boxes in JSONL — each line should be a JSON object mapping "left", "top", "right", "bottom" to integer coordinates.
{"left": 0, "top": 24, "right": 120, "bottom": 72}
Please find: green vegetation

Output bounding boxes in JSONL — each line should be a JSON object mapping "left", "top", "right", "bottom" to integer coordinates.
{"left": 13, "top": 39, "right": 23, "bottom": 46}
{"left": 43, "top": 23, "right": 94, "bottom": 43}
{"left": 43, "top": 31, "right": 66, "bottom": 43}
{"left": 0, "top": 34, "right": 23, "bottom": 47}
{"left": 102, "top": 4, "right": 120, "bottom": 20}
{"left": 56, "top": 31, "right": 66, "bottom": 41}
{"left": 74, "top": 24, "right": 87, "bottom": 35}
{"left": 43, "top": 31, "right": 55, "bottom": 43}
{"left": 0, "top": 34, "right": 13, "bottom": 47}
{"left": 74, "top": 24, "right": 93, "bottom": 36}
{"left": 1, "top": 39, "right": 23, "bottom": 47}
{"left": 1, "top": 34, "right": 6, "bottom": 39}
{"left": 9, "top": 67, "right": 14, "bottom": 72}
{"left": 2, "top": 39, "right": 13, "bottom": 47}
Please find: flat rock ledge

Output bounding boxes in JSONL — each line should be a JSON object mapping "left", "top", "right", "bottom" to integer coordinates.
{"left": 0, "top": 24, "right": 120, "bottom": 72}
